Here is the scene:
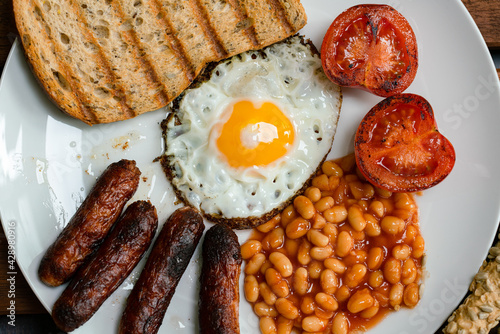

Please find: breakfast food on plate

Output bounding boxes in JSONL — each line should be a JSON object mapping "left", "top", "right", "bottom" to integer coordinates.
{"left": 119, "top": 206, "right": 205, "bottom": 334}
{"left": 199, "top": 224, "right": 242, "bottom": 334}
{"left": 321, "top": 4, "right": 418, "bottom": 97}
{"left": 161, "top": 34, "right": 342, "bottom": 229}
{"left": 38, "top": 159, "right": 141, "bottom": 287}
{"left": 13, "top": 0, "right": 307, "bottom": 124}
{"left": 52, "top": 200, "right": 158, "bottom": 332}
{"left": 443, "top": 234, "right": 500, "bottom": 333}
{"left": 355, "top": 93, "right": 456, "bottom": 192}
{"left": 241, "top": 154, "right": 425, "bottom": 334}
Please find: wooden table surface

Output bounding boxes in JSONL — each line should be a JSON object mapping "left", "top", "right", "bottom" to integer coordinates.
{"left": 0, "top": 1, "right": 499, "bottom": 333}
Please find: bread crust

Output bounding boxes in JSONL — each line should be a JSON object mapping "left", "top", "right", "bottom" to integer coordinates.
{"left": 13, "top": 0, "right": 307, "bottom": 124}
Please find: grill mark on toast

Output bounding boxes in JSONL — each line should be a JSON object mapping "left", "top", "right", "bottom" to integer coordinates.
{"left": 150, "top": 0, "right": 196, "bottom": 83}
{"left": 109, "top": 2, "right": 170, "bottom": 106}
{"left": 71, "top": 2, "right": 136, "bottom": 122}
{"left": 267, "top": 0, "right": 294, "bottom": 35}
{"left": 227, "top": 0, "right": 260, "bottom": 48}
{"left": 190, "top": 0, "right": 228, "bottom": 59}
{"left": 27, "top": 0, "right": 98, "bottom": 124}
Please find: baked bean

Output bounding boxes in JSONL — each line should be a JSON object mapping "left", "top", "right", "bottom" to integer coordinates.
{"left": 404, "top": 225, "right": 418, "bottom": 243}
{"left": 324, "top": 258, "right": 346, "bottom": 275}
{"left": 245, "top": 253, "right": 266, "bottom": 275}
{"left": 293, "top": 267, "right": 309, "bottom": 295}
{"left": 369, "top": 200, "right": 385, "bottom": 218}
{"left": 335, "top": 285, "right": 351, "bottom": 303}
{"left": 402, "top": 258, "right": 418, "bottom": 285}
{"left": 302, "top": 315, "right": 328, "bottom": 332}
{"left": 389, "top": 283, "right": 404, "bottom": 308}
{"left": 315, "top": 308, "right": 335, "bottom": 320}
{"left": 260, "top": 316, "right": 278, "bottom": 334}
{"left": 314, "top": 196, "right": 334, "bottom": 212}
{"left": 331, "top": 312, "right": 349, "bottom": 334}
{"left": 300, "top": 295, "right": 316, "bottom": 314}
{"left": 254, "top": 301, "right": 279, "bottom": 317}
{"left": 336, "top": 231, "right": 353, "bottom": 257}
{"left": 384, "top": 257, "right": 402, "bottom": 284}
{"left": 393, "top": 208, "right": 412, "bottom": 221}
{"left": 375, "top": 187, "right": 392, "bottom": 198}
{"left": 315, "top": 292, "right": 338, "bottom": 311}
{"left": 380, "top": 216, "right": 405, "bottom": 235}
{"left": 403, "top": 283, "right": 420, "bottom": 307}
{"left": 323, "top": 205, "right": 348, "bottom": 224}
{"left": 360, "top": 299, "right": 380, "bottom": 319}
{"left": 244, "top": 275, "right": 259, "bottom": 302}
{"left": 347, "top": 205, "right": 367, "bottom": 231}
{"left": 258, "top": 215, "right": 281, "bottom": 233}
{"left": 307, "top": 229, "right": 329, "bottom": 247}
{"left": 265, "top": 268, "right": 288, "bottom": 298}
{"left": 310, "top": 244, "right": 333, "bottom": 261}
{"left": 332, "top": 179, "right": 349, "bottom": 203}
{"left": 305, "top": 186, "right": 322, "bottom": 203}
{"left": 297, "top": 239, "right": 312, "bottom": 265}
{"left": 412, "top": 235, "right": 425, "bottom": 258}
{"left": 275, "top": 298, "right": 299, "bottom": 320}
{"left": 367, "top": 247, "right": 384, "bottom": 270}
{"left": 364, "top": 213, "right": 381, "bottom": 237}
{"left": 280, "top": 204, "right": 297, "bottom": 228}
{"left": 347, "top": 288, "right": 374, "bottom": 314}
{"left": 269, "top": 252, "right": 293, "bottom": 277}
{"left": 276, "top": 316, "right": 293, "bottom": 334}
{"left": 260, "top": 259, "right": 273, "bottom": 275}
{"left": 308, "top": 260, "right": 324, "bottom": 279}
{"left": 284, "top": 238, "right": 299, "bottom": 259}
{"left": 379, "top": 198, "right": 394, "bottom": 214}
{"left": 312, "top": 174, "right": 330, "bottom": 191}
{"left": 320, "top": 269, "right": 338, "bottom": 294}
{"left": 262, "top": 227, "right": 285, "bottom": 251}
{"left": 286, "top": 217, "right": 310, "bottom": 239}
{"left": 344, "top": 263, "right": 367, "bottom": 288}
{"left": 368, "top": 270, "right": 384, "bottom": 288}
{"left": 294, "top": 195, "right": 316, "bottom": 220}
{"left": 322, "top": 223, "right": 338, "bottom": 243}
{"left": 322, "top": 160, "right": 343, "bottom": 177}
{"left": 329, "top": 175, "right": 341, "bottom": 191}
{"left": 259, "top": 282, "right": 277, "bottom": 305}
{"left": 394, "top": 193, "right": 416, "bottom": 211}
{"left": 349, "top": 181, "right": 374, "bottom": 200}
{"left": 392, "top": 244, "right": 411, "bottom": 260}
{"left": 312, "top": 214, "right": 327, "bottom": 229}
{"left": 241, "top": 239, "right": 262, "bottom": 260}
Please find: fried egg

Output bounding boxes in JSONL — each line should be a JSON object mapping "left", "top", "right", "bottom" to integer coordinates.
{"left": 161, "top": 35, "right": 342, "bottom": 229}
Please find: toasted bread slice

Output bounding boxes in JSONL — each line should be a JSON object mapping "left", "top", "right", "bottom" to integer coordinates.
{"left": 13, "top": 0, "right": 307, "bottom": 125}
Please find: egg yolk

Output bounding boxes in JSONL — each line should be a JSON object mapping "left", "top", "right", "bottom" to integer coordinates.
{"left": 217, "top": 100, "right": 295, "bottom": 168}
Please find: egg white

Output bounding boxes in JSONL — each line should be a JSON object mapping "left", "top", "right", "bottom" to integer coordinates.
{"left": 162, "top": 35, "right": 342, "bottom": 226}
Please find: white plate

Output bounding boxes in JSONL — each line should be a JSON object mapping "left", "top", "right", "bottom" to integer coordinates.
{"left": 1, "top": 0, "right": 500, "bottom": 333}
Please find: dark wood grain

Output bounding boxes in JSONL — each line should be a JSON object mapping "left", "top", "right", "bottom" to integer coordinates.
{"left": 463, "top": 0, "right": 500, "bottom": 49}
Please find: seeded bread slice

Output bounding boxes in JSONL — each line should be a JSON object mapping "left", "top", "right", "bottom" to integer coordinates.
{"left": 13, "top": 0, "right": 307, "bottom": 125}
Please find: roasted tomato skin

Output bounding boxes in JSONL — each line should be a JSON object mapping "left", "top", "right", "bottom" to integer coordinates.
{"left": 355, "top": 94, "right": 455, "bottom": 192}
{"left": 321, "top": 4, "right": 418, "bottom": 97}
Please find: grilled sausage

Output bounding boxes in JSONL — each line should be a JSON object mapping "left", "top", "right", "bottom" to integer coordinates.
{"left": 39, "top": 159, "right": 141, "bottom": 287}
{"left": 199, "top": 224, "right": 242, "bottom": 334}
{"left": 119, "top": 206, "right": 205, "bottom": 334}
{"left": 52, "top": 200, "right": 158, "bottom": 332}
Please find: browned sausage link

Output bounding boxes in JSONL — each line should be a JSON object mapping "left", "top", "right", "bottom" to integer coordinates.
{"left": 38, "top": 159, "right": 141, "bottom": 287}
{"left": 51, "top": 200, "right": 158, "bottom": 333}
{"left": 199, "top": 224, "right": 242, "bottom": 334}
{"left": 119, "top": 206, "right": 205, "bottom": 334}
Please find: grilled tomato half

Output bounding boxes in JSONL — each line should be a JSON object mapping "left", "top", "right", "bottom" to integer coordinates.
{"left": 321, "top": 4, "right": 418, "bottom": 97}
{"left": 355, "top": 93, "right": 455, "bottom": 192}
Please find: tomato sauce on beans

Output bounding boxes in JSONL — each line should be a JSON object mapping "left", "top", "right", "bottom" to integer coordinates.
{"left": 241, "top": 154, "right": 424, "bottom": 334}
